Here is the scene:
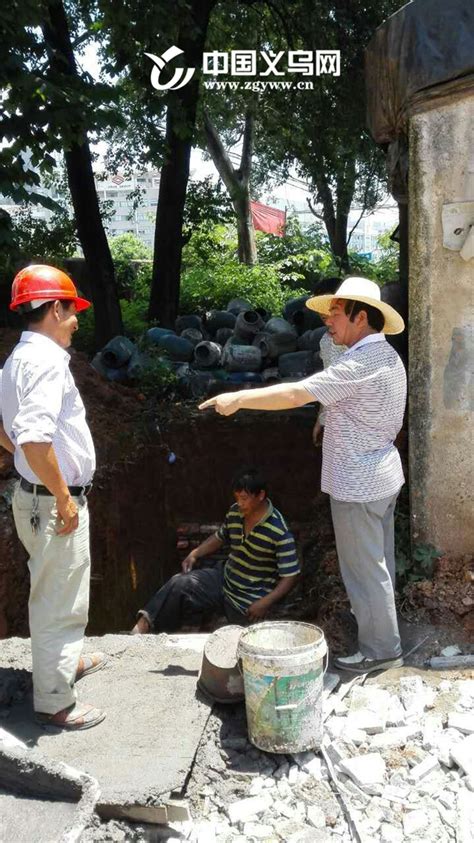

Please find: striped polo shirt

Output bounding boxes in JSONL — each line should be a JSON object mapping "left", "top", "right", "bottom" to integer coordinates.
{"left": 216, "top": 501, "right": 300, "bottom": 612}
{"left": 303, "top": 334, "right": 407, "bottom": 503}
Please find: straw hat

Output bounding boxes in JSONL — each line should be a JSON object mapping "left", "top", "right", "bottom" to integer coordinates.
{"left": 306, "top": 277, "right": 405, "bottom": 335}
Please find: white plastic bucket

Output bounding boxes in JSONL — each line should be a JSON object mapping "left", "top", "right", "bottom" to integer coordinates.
{"left": 237, "top": 621, "right": 328, "bottom": 753}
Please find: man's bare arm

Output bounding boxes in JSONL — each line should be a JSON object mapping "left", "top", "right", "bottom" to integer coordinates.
{"left": 21, "top": 442, "right": 78, "bottom": 535}
{"left": 246, "top": 573, "right": 300, "bottom": 620}
{"left": 181, "top": 533, "right": 224, "bottom": 572}
{"left": 0, "top": 423, "right": 14, "bottom": 454}
{"left": 199, "top": 382, "right": 313, "bottom": 416}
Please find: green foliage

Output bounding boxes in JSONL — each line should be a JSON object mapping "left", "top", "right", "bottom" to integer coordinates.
{"left": 108, "top": 233, "right": 152, "bottom": 298}
{"left": 132, "top": 348, "right": 177, "bottom": 399}
{"left": 180, "top": 222, "right": 310, "bottom": 313}
{"left": 395, "top": 491, "right": 442, "bottom": 587}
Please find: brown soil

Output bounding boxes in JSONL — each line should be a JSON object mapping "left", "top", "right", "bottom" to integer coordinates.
{"left": 402, "top": 553, "right": 474, "bottom": 636}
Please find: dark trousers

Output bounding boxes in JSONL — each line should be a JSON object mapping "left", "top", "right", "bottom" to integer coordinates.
{"left": 139, "top": 561, "right": 247, "bottom": 632}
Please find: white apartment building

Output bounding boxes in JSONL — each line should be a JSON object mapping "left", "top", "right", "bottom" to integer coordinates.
{"left": 94, "top": 170, "right": 160, "bottom": 249}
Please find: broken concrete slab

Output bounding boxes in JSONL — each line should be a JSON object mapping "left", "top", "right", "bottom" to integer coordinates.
{"left": 0, "top": 727, "right": 99, "bottom": 843}
{"left": 370, "top": 725, "right": 422, "bottom": 750}
{"left": 403, "top": 809, "right": 429, "bottom": 836}
{"left": 338, "top": 753, "right": 387, "bottom": 788}
{"left": 346, "top": 686, "right": 391, "bottom": 734}
{"left": 1, "top": 634, "right": 212, "bottom": 820}
{"left": 227, "top": 794, "right": 272, "bottom": 824}
{"left": 447, "top": 712, "right": 474, "bottom": 734}
{"left": 451, "top": 734, "right": 474, "bottom": 778}
{"left": 408, "top": 754, "right": 440, "bottom": 783}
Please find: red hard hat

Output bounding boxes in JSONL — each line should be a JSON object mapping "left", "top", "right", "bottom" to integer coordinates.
{"left": 10, "top": 265, "right": 91, "bottom": 313}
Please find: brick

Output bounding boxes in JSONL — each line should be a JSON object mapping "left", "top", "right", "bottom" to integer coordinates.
{"left": 408, "top": 754, "right": 439, "bottom": 783}
{"left": 380, "top": 822, "right": 404, "bottom": 842}
{"left": 422, "top": 714, "right": 443, "bottom": 750}
{"left": 288, "top": 764, "right": 299, "bottom": 785}
{"left": 386, "top": 694, "right": 407, "bottom": 727}
{"left": 302, "top": 755, "right": 324, "bottom": 779}
{"left": 434, "top": 728, "right": 467, "bottom": 768}
{"left": 339, "top": 753, "right": 386, "bottom": 787}
{"left": 347, "top": 686, "right": 391, "bottom": 734}
{"left": 176, "top": 523, "right": 200, "bottom": 535}
{"left": 370, "top": 725, "right": 421, "bottom": 749}
{"left": 399, "top": 676, "right": 436, "bottom": 714}
{"left": 448, "top": 712, "right": 474, "bottom": 735}
{"left": 402, "top": 810, "right": 429, "bottom": 836}
{"left": 243, "top": 822, "right": 275, "bottom": 839}
{"left": 227, "top": 795, "right": 272, "bottom": 825}
{"left": 306, "top": 805, "right": 326, "bottom": 828}
{"left": 451, "top": 734, "right": 474, "bottom": 778}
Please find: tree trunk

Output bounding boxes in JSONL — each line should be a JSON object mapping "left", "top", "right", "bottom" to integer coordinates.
{"left": 148, "top": 0, "right": 217, "bottom": 327}
{"left": 42, "top": 0, "right": 123, "bottom": 346}
{"left": 204, "top": 110, "right": 257, "bottom": 266}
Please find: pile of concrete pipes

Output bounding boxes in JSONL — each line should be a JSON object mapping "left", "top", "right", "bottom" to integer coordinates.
{"left": 91, "top": 296, "right": 327, "bottom": 396}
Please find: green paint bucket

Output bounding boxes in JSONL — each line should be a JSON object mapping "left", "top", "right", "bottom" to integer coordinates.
{"left": 237, "top": 621, "right": 328, "bottom": 754}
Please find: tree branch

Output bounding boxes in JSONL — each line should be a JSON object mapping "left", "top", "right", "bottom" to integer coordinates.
{"left": 240, "top": 110, "right": 254, "bottom": 185}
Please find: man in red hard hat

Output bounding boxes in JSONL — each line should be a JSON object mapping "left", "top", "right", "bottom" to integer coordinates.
{"left": 0, "top": 265, "right": 106, "bottom": 730}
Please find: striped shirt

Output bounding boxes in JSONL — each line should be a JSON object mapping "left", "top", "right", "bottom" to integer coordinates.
{"left": 217, "top": 501, "right": 300, "bottom": 612}
{"left": 2, "top": 331, "right": 95, "bottom": 486}
{"left": 318, "top": 331, "right": 346, "bottom": 426}
{"left": 303, "top": 334, "right": 406, "bottom": 503}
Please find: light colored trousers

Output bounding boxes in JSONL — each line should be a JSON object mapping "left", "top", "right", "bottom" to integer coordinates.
{"left": 13, "top": 485, "right": 91, "bottom": 714}
{"left": 330, "top": 492, "right": 402, "bottom": 660}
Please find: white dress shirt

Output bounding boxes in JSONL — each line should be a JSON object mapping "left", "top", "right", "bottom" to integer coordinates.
{"left": 303, "top": 334, "right": 407, "bottom": 502}
{"left": 1, "top": 332, "right": 95, "bottom": 486}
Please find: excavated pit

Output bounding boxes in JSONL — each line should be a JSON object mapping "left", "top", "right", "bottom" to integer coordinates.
{"left": 0, "top": 330, "right": 330, "bottom": 638}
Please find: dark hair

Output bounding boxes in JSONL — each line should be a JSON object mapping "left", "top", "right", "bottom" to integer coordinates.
{"left": 344, "top": 299, "right": 385, "bottom": 332}
{"left": 21, "top": 299, "right": 74, "bottom": 328}
{"left": 232, "top": 467, "right": 267, "bottom": 497}
{"left": 312, "top": 276, "right": 342, "bottom": 296}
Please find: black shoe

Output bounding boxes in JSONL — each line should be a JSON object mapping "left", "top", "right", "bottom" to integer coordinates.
{"left": 333, "top": 651, "right": 404, "bottom": 674}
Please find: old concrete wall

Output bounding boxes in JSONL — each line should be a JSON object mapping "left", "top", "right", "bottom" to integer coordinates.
{"left": 409, "top": 93, "right": 474, "bottom": 554}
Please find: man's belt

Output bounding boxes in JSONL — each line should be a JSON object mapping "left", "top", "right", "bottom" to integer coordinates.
{"left": 20, "top": 478, "right": 93, "bottom": 497}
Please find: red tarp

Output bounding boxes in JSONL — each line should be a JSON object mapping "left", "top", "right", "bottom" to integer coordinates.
{"left": 250, "top": 201, "right": 286, "bottom": 237}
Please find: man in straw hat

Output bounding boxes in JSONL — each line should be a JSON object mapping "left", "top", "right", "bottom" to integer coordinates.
{"left": 200, "top": 277, "right": 407, "bottom": 674}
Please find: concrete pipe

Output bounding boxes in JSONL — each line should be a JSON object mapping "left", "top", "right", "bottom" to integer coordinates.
{"left": 291, "top": 308, "right": 324, "bottom": 334}
{"left": 297, "top": 327, "right": 327, "bottom": 352}
{"left": 227, "top": 297, "right": 252, "bottom": 315}
{"left": 215, "top": 327, "right": 234, "bottom": 345}
{"left": 101, "top": 336, "right": 136, "bottom": 369}
{"left": 222, "top": 344, "right": 262, "bottom": 372}
{"left": 158, "top": 334, "right": 195, "bottom": 362}
{"left": 234, "top": 310, "right": 265, "bottom": 341}
{"left": 180, "top": 328, "right": 204, "bottom": 346}
{"left": 278, "top": 351, "right": 315, "bottom": 378}
{"left": 264, "top": 316, "right": 297, "bottom": 338}
{"left": 254, "top": 332, "right": 298, "bottom": 361}
{"left": 175, "top": 314, "right": 203, "bottom": 333}
{"left": 205, "top": 310, "right": 236, "bottom": 335}
{"left": 194, "top": 341, "right": 222, "bottom": 369}
{"left": 262, "top": 367, "right": 280, "bottom": 384}
{"left": 147, "top": 326, "right": 176, "bottom": 345}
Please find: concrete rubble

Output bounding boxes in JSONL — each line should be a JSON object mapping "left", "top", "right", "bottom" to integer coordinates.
{"left": 1, "top": 634, "right": 473, "bottom": 841}
{"left": 180, "top": 668, "right": 473, "bottom": 843}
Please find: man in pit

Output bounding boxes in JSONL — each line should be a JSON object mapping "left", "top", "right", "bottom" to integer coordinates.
{"left": 131, "top": 468, "right": 300, "bottom": 633}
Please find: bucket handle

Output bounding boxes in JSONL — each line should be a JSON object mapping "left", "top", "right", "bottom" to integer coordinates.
{"left": 274, "top": 649, "right": 328, "bottom": 712}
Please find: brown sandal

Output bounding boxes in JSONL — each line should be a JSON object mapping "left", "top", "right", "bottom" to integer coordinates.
{"left": 76, "top": 652, "right": 107, "bottom": 681}
{"left": 35, "top": 702, "right": 106, "bottom": 730}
